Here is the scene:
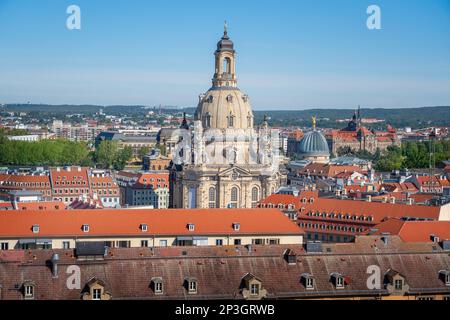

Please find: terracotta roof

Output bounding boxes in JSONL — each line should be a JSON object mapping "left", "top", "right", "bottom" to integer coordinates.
{"left": 14, "top": 201, "right": 66, "bottom": 211}
{"left": 371, "top": 219, "right": 450, "bottom": 242}
{"left": 0, "top": 208, "right": 303, "bottom": 238}
{"left": 297, "top": 163, "right": 363, "bottom": 178}
{"left": 260, "top": 191, "right": 443, "bottom": 225}
{"left": 0, "top": 236, "right": 448, "bottom": 300}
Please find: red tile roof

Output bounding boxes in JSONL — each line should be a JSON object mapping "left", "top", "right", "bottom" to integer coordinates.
{"left": 15, "top": 201, "right": 66, "bottom": 211}
{"left": 371, "top": 219, "right": 450, "bottom": 242}
{"left": 0, "top": 208, "right": 303, "bottom": 238}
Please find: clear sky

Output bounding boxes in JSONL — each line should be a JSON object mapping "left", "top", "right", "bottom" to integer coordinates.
{"left": 1, "top": 0, "right": 450, "bottom": 110}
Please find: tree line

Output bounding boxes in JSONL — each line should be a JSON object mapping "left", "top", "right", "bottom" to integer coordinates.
{"left": 0, "top": 133, "right": 133, "bottom": 170}
{"left": 376, "top": 140, "right": 450, "bottom": 171}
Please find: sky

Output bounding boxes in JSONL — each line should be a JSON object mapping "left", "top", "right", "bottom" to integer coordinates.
{"left": 0, "top": 0, "right": 450, "bottom": 110}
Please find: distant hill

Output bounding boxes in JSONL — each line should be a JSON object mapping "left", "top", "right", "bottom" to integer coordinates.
{"left": 252, "top": 106, "right": 450, "bottom": 129}
{"left": 2, "top": 104, "right": 449, "bottom": 129}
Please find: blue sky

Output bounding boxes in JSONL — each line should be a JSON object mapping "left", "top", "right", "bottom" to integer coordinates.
{"left": 0, "top": 0, "right": 450, "bottom": 109}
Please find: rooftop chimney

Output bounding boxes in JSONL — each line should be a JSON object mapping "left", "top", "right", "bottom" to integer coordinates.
{"left": 51, "top": 253, "right": 60, "bottom": 278}
{"left": 367, "top": 195, "right": 372, "bottom": 202}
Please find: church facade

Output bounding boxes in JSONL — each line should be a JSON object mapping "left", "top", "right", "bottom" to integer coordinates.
{"left": 171, "top": 27, "right": 285, "bottom": 209}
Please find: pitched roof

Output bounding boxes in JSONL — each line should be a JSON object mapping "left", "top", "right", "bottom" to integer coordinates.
{"left": 371, "top": 219, "right": 450, "bottom": 242}
{"left": 0, "top": 237, "right": 448, "bottom": 300}
{"left": 0, "top": 208, "right": 303, "bottom": 238}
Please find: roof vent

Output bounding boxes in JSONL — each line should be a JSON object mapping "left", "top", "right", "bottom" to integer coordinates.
{"left": 430, "top": 234, "right": 440, "bottom": 243}
{"left": 306, "top": 241, "right": 323, "bottom": 253}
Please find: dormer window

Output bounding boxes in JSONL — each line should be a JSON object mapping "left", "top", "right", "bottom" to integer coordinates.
{"left": 250, "top": 283, "right": 260, "bottom": 296}
{"left": 232, "top": 223, "right": 240, "bottom": 231}
{"left": 184, "top": 277, "right": 197, "bottom": 294}
{"left": 23, "top": 281, "right": 35, "bottom": 300}
{"left": 187, "top": 223, "right": 195, "bottom": 231}
{"left": 394, "top": 279, "right": 403, "bottom": 290}
{"left": 82, "top": 224, "right": 90, "bottom": 233}
{"left": 301, "top": 273, "right": 315, "bottom": 290}
{"left": 151, "top": 277, "right": 164, "bottom": 294}
{"left": 32, "top": 225, "right": 39, "bottom": 233}
{"left": 331, "top": 273, "right": 345, "bottom": 289}
{"left": 140, "top": 224, "right": 148, "bottom": 232}
{"left": 439, "top": 270, "right": 450, "bottom": 286}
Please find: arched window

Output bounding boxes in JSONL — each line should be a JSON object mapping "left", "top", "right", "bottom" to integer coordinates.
{"left": 227, "top": 114, "right": 234, "bottom": 128}
{"left": 247, "top": 113, "right": 252, "bottom": 128}
{"left": 251, "top": 187, "right": 259, "bottom": 208}
{"left": 205, "top": 113, "right": 212, "bottom": 128}
{"left": 230, "top": 187, "right": 239, "bottom": 208}
{"left": 223, "top": 57, "right": 231, "bottom": 75}
{"left": 208, "top": 187, "right": 216, "bottom": 208}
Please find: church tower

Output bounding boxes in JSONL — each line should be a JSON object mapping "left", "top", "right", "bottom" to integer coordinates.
{"left": 173, "top": 25, "right": 285, "bottom": 209}
{"left": 212, "top": 22, "right": 237, "bottom": 88}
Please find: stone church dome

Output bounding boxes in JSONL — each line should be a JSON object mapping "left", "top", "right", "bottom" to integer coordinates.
{"left": 194, "top": 25, "right": 254, "bottom": 130}
{"left": 299, "top": 130, "right": 330, "bottom": 157}
{"left": 195, "top": 88, "right": 253, "bottom": 129}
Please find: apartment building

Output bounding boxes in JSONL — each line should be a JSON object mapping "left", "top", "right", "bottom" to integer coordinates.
{"left": 115, "top": 171, "right": 169, "bottom": 208}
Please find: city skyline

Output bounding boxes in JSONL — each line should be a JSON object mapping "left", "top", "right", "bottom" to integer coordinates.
{"left": 0, "top": 0, "right": 450, "bottom": 109}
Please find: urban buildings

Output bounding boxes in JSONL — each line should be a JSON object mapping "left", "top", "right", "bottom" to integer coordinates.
{"left": 0, "top": 208, "right": 304, "bottom": 250}
{"left": 0, "top": 167, "right": 120, "bottom": 207}
{"left": 115, "top": 171, "right": 170, "bottom": 208}
{"left": 326, "top": 108, "right": 401, "bottom": 155}
{"left": 259, "top": 190, "right": 450, "bottom": 243}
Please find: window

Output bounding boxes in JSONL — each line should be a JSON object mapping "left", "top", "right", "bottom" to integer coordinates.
{"left": 82, "top": 224, "right": 89, "bottom": 233}
{"left": 216, "top": 239, "right": 223, "bottom": 246}
{"left": 208, "top": 187, "right": 216, "bottom": 208}
{"left": 141, "top": 224, "right": 148, "bottom": 232}
{"left": 62, "top": 241, "right": 70, "bottom": 250}
{"left": 227, "top": 114, "right": 234, "bottom": 128}
{"left": 32, "top": 225, "right": 39, "bottom": 233}
{"left": 141, "top": 240, "right": 148, "bottom": 247}
{"left": 187, "top": 223, "right": 195, "bottom": 231}
{"left": 24, "top": 284, "right": 34, "bottom": 299}
{"left": 232, "top": 223, "right": 240, "bottom": 231}
{"left": 336, "top": 277, "right": 344, "bottom": 288}
{"left": 230, "top": 187, "right": 239, "bottom": 208}
{"left": 394, "top": 279, "right": 403, "bottom": 290}
{"left": 251, "top": 187, "right": 259, "bottom": 208}
{"left": 234, "top": 239, "right": 241, "bottom": 245}
{"left": 159, "top": 240, "right": 167, "bottom": 247}
{"left": 250, "top": 283, "right": 259, "bottom": 296}
{"left": 306, "top": 277, "right": 314, "bottom": 289}
{"left": 1, "top": 242, "right": 8, "bottom": 250}
{"left": 92, "top": 288, "right": 101, "bottom": 300}
{"left": 155, "top": 281, "right": 163, "bottom": 294}
{"left": 188, "top": 280, "right": 197, "bottom": 294}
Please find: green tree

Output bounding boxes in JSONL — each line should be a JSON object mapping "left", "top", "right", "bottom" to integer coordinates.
{"left": 114, "top": 146, "right": 133, "bottom": 170}
{"left": 95, "top": 140, "right": 119, "bottom": 169}
{"left": 138, "top": 146, "right": 150, "bottom": 161}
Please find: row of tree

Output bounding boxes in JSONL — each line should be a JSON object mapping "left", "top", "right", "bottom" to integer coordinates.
{"left": 0, "top": 134, "right": 134, "bottom": 170}
{"left": 376, "top": 140, "right": 450, "bottom": 171}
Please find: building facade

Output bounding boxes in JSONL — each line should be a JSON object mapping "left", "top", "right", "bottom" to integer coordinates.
{"left": 326, "top": 108, "right": 400, "bottom": 155}
{"left": 115, "top": 171, "right": 170, "bottom": 208}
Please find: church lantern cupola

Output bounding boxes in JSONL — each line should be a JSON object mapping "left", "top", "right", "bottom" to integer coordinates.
{"left": 212, "top": 21, "right": 237, "bottom": 88}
